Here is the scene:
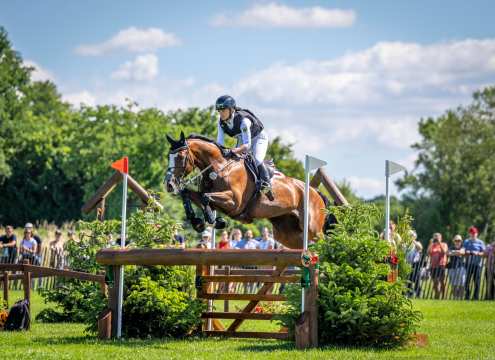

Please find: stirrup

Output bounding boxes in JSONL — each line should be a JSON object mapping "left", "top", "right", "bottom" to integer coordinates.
{"left": 261, "top": 182, "right": 274, "bottom": 201}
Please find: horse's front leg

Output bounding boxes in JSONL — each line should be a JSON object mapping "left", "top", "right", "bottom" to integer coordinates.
{"left": 189, "top": 190, "right": 238, "bottom": 229}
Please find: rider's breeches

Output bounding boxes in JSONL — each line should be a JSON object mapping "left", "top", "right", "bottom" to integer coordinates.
{"left": 250, "top": 130, "right": 269, "bottom": 165}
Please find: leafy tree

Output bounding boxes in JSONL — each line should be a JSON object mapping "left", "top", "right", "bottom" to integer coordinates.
{"left": 398, "top": 86, "right": 495, "bottom": 241}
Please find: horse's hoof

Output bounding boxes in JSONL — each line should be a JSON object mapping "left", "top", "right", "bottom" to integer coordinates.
{"left": 214, "top": 217, "right": 227, "bottom": 229}
{"left": 191, "top": 218, "right": 205, "bottom": 233}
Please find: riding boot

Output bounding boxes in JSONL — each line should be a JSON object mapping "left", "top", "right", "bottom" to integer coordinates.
{"left": 257, "top": 163, "right": 274, "bottom": 201}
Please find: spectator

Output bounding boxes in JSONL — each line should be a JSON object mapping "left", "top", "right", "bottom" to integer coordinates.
{"left": 427, "top": 232, "right": 448, "bottom": 299}
{"left": 173, "top": 229, "right": 186, "bottom": 248}
{"left": 217, "top": 231, "right": 230, "bottom": 249}
{"left": 20, "top": 228, "right": 37, "bottom": 264}
{"left": 464, "top": 226, "right": 486, "bottom": 300}
{"left": 24, "top": 223, "right": 42, "bottom": 265}
{"left": 258, "top": 227, "right": 275, "bottom": 250}
{"left": 231, "top": 229, "right": 245, "bottom": 249}
{"left": 244, "top": 230, "right": 259, "bottom": 249}
{"left": 0, "top": 225, "right": 17, "bottom": 263}
{"left": 67, "top": 229, "right": 79, "bottom": 244}
{"left": 447, "top": 235, "right": 466, "bottom": 300}
{"left": 381, "top": 220, "right": 402, "bottom": 248}
{"left": 49, "top": 229, "right": 65, "bottom": 269}
{"left": 197, "top": 230, "right": 212, "bottom": 249}
{"left": 485, "top": 239, "right": 495, "bottom": 300}
{"left": 406, "top": 230, "right": 423, "bottom": 298}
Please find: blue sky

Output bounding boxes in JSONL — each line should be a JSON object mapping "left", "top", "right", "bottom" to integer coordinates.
{"left": 2, "top": 1, "right": 495, "bottom": 197}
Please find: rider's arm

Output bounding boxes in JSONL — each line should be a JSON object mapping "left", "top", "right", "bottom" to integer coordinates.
{"left": 232, "top": 118, "right": 251, "bottom": 155}
{"left": 217, "top": 120, "right": 225, "bottom": 145}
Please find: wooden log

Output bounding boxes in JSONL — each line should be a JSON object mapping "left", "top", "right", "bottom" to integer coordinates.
{"left": 108, "top": 266, "right": 120, "bottom": 338}
{"left": 126, "top": 174, "right": 162, "bottom": 210}
{"left": 98, "top": 308, "right": 112, "bottom": 340}
{"left": 2, "top": 271, "right": 8, "bottom": 308}
{"left": 81, "top": 171, "right": 121, "bottom": 214}
{"left": 202, "top": 275, "right": 299, "bottom": 283}
{"left": 202, "top": 312, "right": 277, "bottom": 320}
{"left": 204, "top": 331, "right": 289, "bottom": 340}
{"left": 96, "top": 198, "right": 106, "bottom": 221}
{"left": 199, "top": 293, "right": 286, "bottom": 301}
{"left": 96, "top": 248, "right": 303, "bottom": 267}
{"left": 22, "top": 265, "right": 105, "bottom": 283}
{"left": 311, "top": 168, "right": 348, "bottom": 206}
{"left": 295, "top": 311, "right": 311, "bottom": 349}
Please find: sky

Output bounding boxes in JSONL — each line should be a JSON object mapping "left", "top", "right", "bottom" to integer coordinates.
{"left": 2, "top": 1, "right": 495, "bottom": 198}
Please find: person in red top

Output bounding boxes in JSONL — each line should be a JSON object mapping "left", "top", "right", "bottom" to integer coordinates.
{"left": 217, "top": 230, "right": 230, "bottom": 249}
{"left": 428, "top": 232, "right": 448, "bottom": 299}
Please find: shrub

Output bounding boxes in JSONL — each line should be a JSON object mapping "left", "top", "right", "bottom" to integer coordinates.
{"left": 38, "top": 206, "right": 204, "bottom": 338}
{"left": 280, "top": 203, "right": 422, "bottom": 347}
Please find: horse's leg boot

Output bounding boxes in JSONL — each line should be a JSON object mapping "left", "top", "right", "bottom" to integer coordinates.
{"left": 191, "top": 217, "right": 205, "bottom": 233}
{"left": 214, "top": 217, "right": 227, "bottom": 229}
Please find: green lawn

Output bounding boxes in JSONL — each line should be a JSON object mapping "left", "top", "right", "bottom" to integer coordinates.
{"left": 1, "top": 291, "right": 494, "bottom": 360}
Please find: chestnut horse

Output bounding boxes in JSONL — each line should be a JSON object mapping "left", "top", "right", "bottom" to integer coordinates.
{"left": 164, "top": 132, "right": 330, "bottom": 249}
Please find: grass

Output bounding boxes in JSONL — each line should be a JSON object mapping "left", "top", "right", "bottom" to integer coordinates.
{"left": 1, "top": 291, "right": 494, "bottom": 360}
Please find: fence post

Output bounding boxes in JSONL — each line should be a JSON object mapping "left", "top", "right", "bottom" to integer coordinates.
{"left": 22, "top": 269, "right": 31, "bottom": 330}
{"left": 2, "top": 271, "right": 8, "bottom": 308}
{"left": 224, "top": 266, "right": 230, "bottom": 312}
{"left": 108, "top": 266, "right": 121, "bottom": 338}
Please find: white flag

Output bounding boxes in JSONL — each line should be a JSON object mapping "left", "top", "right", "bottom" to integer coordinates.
{"left": 306, "top": 155, "right": 327, "bottom": 171}
{"left": 386, "top": 160, "right": 406, "bottom": 177}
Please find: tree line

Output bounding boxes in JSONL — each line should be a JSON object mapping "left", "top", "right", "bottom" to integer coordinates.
{"left": 1, "top": 26, "right": 494, "bottom": 243}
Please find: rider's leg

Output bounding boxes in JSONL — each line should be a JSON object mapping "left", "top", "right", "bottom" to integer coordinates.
{"left": 252, "top": 131, "right": 274, "bottom": 199}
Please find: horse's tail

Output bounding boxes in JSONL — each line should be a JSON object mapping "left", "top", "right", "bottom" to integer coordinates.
{"left": 316, "top": 189, "right": 337, "bottom": 234}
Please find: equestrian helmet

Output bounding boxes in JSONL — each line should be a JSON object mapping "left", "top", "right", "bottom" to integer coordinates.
{"left": 215, "top": 95, "right": 236, "bottom": 110}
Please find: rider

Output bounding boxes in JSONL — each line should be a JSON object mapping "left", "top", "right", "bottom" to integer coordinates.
{"left": 215, "top": 95, "right": 273, "bottom": 199}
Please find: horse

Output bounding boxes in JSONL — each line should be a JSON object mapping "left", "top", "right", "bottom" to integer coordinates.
{"left": 164, "top": 131, "right": 331, "bottom": 249}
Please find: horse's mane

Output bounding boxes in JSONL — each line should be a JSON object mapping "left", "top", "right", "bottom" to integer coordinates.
{"left": 187, "top": 134, "right": 227, "bottom": 151}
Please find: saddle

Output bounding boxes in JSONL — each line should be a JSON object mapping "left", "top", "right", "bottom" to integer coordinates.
{"left": 245, "top": 154, "right": 275, "bottom": 191}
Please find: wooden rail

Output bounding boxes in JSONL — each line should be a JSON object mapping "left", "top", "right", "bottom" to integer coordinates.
{"left": 96, "top": 248, "right": 303, "bottom": 266}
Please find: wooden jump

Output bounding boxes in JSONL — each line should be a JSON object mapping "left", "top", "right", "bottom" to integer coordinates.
{"left": 96, "top": 248, "right": 318, "bottom": 348}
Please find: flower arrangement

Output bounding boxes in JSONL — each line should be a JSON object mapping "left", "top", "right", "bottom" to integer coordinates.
{"left": 0, "top": 309, "right": 8, "bottom": 330}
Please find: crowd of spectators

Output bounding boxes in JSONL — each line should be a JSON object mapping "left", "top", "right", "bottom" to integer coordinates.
{"left": 405, "top": 226, "right": 495, "bottom": 300}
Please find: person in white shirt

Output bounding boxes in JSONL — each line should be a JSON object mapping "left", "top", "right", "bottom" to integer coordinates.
{"left": 243, "top": 230, "right": 259, "bottom": 249}
{"left": 258, "top": 227, "right": 275, "bottom": 250}
{"left": 20, "top": 229, "right": 37, "bottom": 263}
{"left": 197, "top": 230, "right": 212, "bottom": 249}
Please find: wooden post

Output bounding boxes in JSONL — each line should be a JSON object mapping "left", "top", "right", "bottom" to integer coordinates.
{"left": 224, "top": 266, "right": 230, "bottom": 312}
{"left": 108, "top": 266, "right": 121, "bottom": 338}
{"left": 295, "top": 264, "right": 318, "bottom": 349}
{"left": 2, "top": 271, "right": 8, "bottom": 308}
{"left": 22, "top": 270, "right": 31, "bottom": 329}
{"left": 96, "top": 198, "right": 106, "bottom": 221}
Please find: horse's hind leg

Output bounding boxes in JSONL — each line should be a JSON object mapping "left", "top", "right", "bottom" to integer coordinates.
{"left": 270, "top": 214, "right": 303, "bottom": 249}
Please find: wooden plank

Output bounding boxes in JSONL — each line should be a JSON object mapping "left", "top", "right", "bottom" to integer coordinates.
{"left": 227, "top": 266, "right": 286, "bottom": 332}
{"left": 22, "top": 265, "right": 105, "bottom": 283}
{"left": 204, "top": 331, "right": 289, "bottom": 340}
{"left": 311, "top": 168, "right": 348, "bottom": 206}
{"left": 199, "top": 293, "right": 286, "bottom": 301}
{"left": 96, "top": 248, "right": 303, "bottom": 267}
{"left": 213, "top": 268, "right": 300, "bottom": 276}
{"left": 223, "top": 266, "right": 230, "bottom": 312}
{"left": 202, "top": 312, "right": 278, "bottom": 320}
{"left": 126, "top": 174, "right": 163, "bottom": 210}
{"left": 202, "top": 275, "right": 299, "bottom": 283}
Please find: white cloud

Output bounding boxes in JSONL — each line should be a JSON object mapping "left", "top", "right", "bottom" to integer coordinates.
{"left": 211, "top": 2, "right": 356, "bottom": 28}
{"left": 75, "top": 27, "right": 180, "bottom": 56}
{"left": 111, "top": 54, "right": 159, "bottom": 81}
{"left": 236, "top": 39, "right": 495, "bottom": 107}
{"left": 347, "top": 176, "right": 384, "bottom": 198}
{"left": 24, "top": 60, "right": 55, "bottom": 82}
{"left": 63, "top": 91, "right": 96, "bottom": 107}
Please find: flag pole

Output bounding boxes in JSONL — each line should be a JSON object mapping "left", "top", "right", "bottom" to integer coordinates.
{"left": 113, "top": 157, "right": 128, "bottom": 339}
{"left": 302, "top": 155, "right": 311, "bottom": 313}
{"left": 385, "top": 160, "right": 391, "bottom": 244}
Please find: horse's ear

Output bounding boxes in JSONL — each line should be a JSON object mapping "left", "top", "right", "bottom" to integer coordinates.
{"left": 180, "top": 131, "right": 185, "bottom": 142}
{"left": 166, "top": 134, "right": 176, "bottom": 145}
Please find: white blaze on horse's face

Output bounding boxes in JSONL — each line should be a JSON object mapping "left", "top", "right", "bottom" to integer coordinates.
{"left": 165, "top": 152, "right": 179, "bottom": 193}
{"left": 168, "top": 152, "right": 177, "bottom": 171}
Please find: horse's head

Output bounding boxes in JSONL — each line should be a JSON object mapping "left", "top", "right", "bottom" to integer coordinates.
{"left": 164, "top": 131, "right": 194, "bottom": 193}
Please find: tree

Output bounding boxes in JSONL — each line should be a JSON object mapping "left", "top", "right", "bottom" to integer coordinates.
{"left": 398, "top": 86, "right": 495, "bottom": 241}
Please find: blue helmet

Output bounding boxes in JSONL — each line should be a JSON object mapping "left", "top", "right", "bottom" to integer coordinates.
{"left": 215, "top": 95, "right": 236, "bottom": 110}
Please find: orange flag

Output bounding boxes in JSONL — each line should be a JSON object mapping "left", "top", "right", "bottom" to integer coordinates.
{"left": 111, "top": 156, "right": 128, "bottom": 174}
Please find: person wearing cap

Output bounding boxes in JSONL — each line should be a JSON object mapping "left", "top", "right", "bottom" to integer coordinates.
{"left": 24, "top": 223, "right": 43, "bottom": 265}
{"left": 197, "top": 230, "right": 212, "bottom": 249}
{"left": 49, "top": 229, "right": 65, "bottom": 269}
{"left": 20, "top": 227, "right": 37, "bottom": 264}
{"left": 448, "top": 234, "right": 466, "bottom": 299}
{"left": 463, "top": 226, "right": 485, "bottom": 300}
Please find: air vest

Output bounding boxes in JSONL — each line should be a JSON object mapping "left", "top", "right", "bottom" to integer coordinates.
{"left": 219, "top": 109, "right": 264, "bottom": 139}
